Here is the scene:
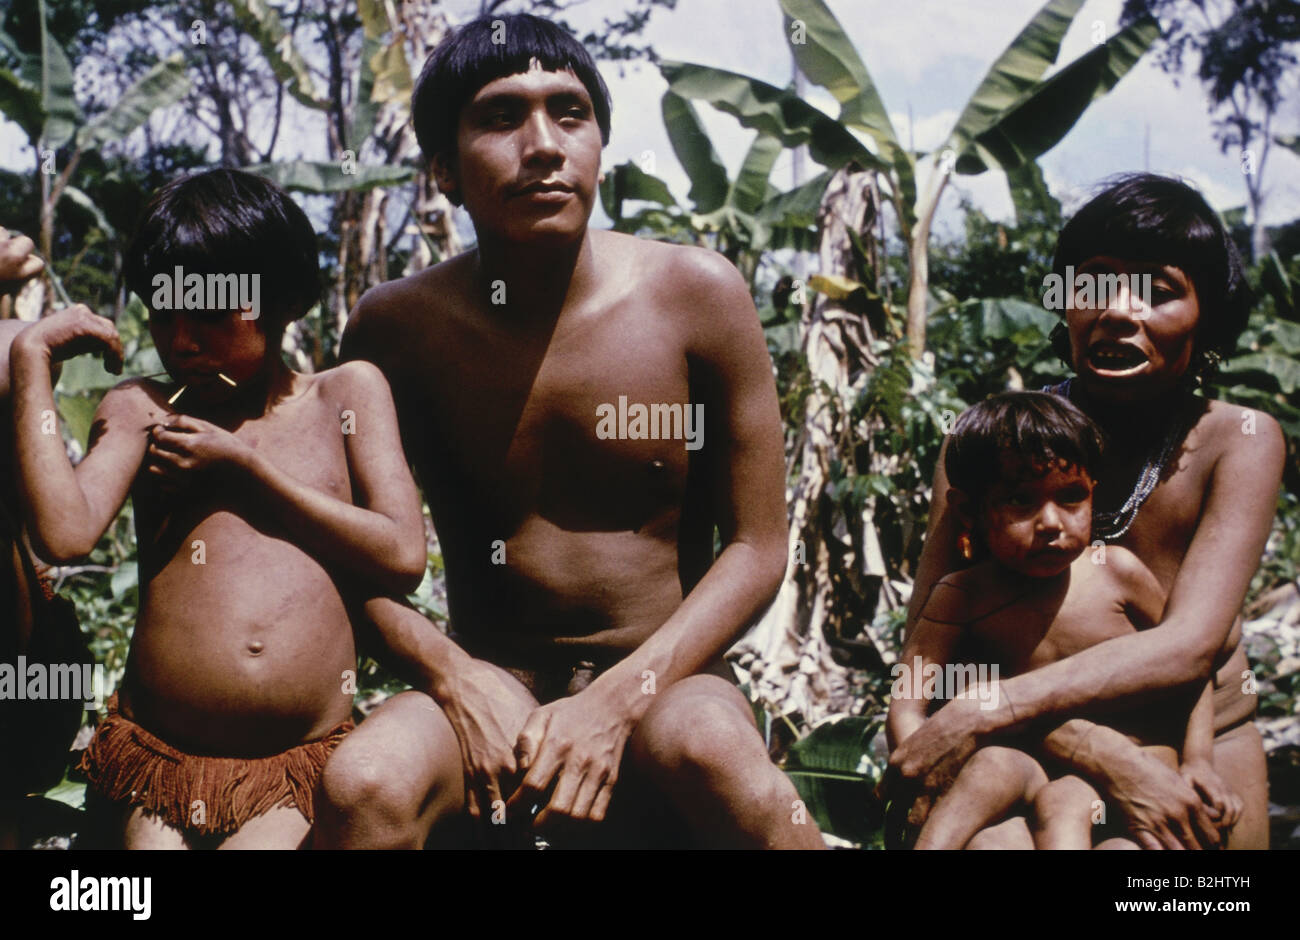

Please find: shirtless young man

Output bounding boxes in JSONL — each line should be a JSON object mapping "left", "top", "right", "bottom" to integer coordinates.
{"left": 316, "top": 14, "right": 822, "bottom": 848}
{"left": 888, "top": 174, "right": 1286, "bottom": 849}
{"left": 10, "top": 171, "right": 426, "bottom": 848}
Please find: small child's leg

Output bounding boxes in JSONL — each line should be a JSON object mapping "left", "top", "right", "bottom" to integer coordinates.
{"left": 967, "top": 816, "right": 1035, "bottom": 848}
{"left": 915, "top": 746, "right": 1047, "bottom": 850}
{"left": 1031, "top": 774, "right": 1099, "bottom": 849}
{"left": 1095, "top": 836, "right": 1141, "bottom": 850}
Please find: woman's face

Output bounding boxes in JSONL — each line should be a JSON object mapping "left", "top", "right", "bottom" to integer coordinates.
{"left": 1066, "top": 256, "right": 1200, "bottom": 403}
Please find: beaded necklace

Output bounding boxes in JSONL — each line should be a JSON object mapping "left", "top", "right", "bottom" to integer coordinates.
{"left": 1043, "top": 378, "right": 1203, "bottom": 542}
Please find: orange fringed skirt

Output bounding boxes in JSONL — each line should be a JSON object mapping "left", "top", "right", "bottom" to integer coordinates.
{"left": 79, "top": 696, "right": 353, "bottom": 838}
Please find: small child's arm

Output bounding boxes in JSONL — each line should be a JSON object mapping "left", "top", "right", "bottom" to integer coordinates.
{"left": 10, "top": 306, "right": 145, "bottom": 561}
{"left": 1178, "top": 681, "right": 1243, "bottom": 831}
{"left": 887, "top": 578, "right": 968, "bottom": 751}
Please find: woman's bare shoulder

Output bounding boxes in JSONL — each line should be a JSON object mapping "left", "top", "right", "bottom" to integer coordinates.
{"left": 1196, "top": 396, "right": 1285, "bottom": 473}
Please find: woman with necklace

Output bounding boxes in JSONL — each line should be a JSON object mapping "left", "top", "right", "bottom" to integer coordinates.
{"left": 888, "top": 174, "right": 1286, "bottom": 849}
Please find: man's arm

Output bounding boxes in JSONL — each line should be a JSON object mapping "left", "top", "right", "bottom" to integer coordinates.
{"left": 889, "top": 408, "right": 1285, "bottom": 788}
{"left": 510, "top": 247, "right": 789, "bottom": 825}
{"left": 339, "top": 286, "right": 542, "bottom": 828}
{"left": 593, "top": 248, "right": 788, "bottom": 691}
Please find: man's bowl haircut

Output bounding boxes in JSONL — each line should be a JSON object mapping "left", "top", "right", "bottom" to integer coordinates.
{"left": 945, "top": 390, "right": 1105, "bottom": 511}
{"left": 122, "top": 168, "right": 322, "bottom": 330}
{"left": 1051, "top": 172, "right": 1252, "bottom": 363}
{"left": 411, "top": 12, "right": 613, "bottom": 170}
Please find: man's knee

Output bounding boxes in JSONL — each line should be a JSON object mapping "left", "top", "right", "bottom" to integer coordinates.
{"left": 631, "top": 677, "right": 761, "bottom": 780}
{"left": 318, "top": 745, "right": 413, "bottom": 829}
{"left": 315, "top": 692, "right": 464, "bottom": 847}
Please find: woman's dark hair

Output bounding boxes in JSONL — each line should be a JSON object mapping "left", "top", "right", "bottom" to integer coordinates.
{"left": 411, "top": 13, "right": 612, "bottom": 166}
{"left": 122, "top": 169, "right": 322, "bottom": 330}
{"left": 945, "top": 391, "right": 1105, "bottom": 508}
{"left": 1051, "top": 173, "right": 1252, "bottom": 369}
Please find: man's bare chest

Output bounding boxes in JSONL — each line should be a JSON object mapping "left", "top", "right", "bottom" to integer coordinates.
{"left": 400, "top": 311, "right": 699, "bottom": 492}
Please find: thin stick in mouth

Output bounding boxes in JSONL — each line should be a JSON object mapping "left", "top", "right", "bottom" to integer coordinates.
{"left": 167, "top": 385, "right": 188, "bottom": 406}
{"left": 217, "top": 372, "right": 237, "bottom": 387}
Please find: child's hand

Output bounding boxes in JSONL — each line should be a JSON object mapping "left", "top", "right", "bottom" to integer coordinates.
{"left": 146, "top": 415, "right": 253, "bottom": 483}
{"left": 1179, "top": 758, "right": 1242, "bottom": 832}
{"left": 12, "top": 303, "right": 124, "bottom": 373}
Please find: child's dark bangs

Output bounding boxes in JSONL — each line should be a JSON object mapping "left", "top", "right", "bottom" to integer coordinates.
{"left": 124, "top": 171, "right": 320, "bottom": 323}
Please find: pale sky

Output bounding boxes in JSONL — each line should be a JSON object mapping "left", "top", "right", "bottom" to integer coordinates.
{"left": 3, "top": 0, "right": 1298, "bottom": 243}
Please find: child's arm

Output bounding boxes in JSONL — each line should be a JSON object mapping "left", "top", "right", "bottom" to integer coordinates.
{"left": 887, "top": 576, "right": 968, "bottom": 750}
{"left": 147, "top": 360, "right": 425, "bottom": 594}
{"left": 10, "top": 306, "right": 146, "bottom": 561}
{"left": 1178, "top": 681, "right": 1243, "bottom": 830}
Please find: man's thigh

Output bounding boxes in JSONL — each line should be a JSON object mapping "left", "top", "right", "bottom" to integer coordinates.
{"left": 315, "top": 690, "right": 468, "bottom": 848}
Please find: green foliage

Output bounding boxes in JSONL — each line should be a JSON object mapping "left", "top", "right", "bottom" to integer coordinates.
{"left": 783, "top": 716, "right": 886, "bottom": 846}
{"left": 244, "top": 161, "right": 416, "bottom": 195}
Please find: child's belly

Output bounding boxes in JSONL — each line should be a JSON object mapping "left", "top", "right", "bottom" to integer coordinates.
{"left": 123, "top": 518, "right": 357, "bottom": 757}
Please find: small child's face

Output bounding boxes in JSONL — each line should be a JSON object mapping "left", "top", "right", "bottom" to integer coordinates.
{"left": 1065, "top": 255, "right": 1200, "bottom": 401}
{"left": 980, "top": 456, "right": 1094, "bottom": 578}
{"left": 149, "top": 307, "right": 270, "bottom": 404}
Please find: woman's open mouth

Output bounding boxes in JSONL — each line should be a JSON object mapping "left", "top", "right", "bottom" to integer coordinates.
{"left": 1087, "top": 342, "right": 1149, "bottom": 375}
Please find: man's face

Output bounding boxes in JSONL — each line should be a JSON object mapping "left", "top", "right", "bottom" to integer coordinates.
{"left": 979, "top": 457, "right": 1094, "bottom": 578}
{"left": 440, "top": 63, "right": 603, "bottom": 245}
{"left": 1066, "top": 256, "right": 1201, "bottom": 402}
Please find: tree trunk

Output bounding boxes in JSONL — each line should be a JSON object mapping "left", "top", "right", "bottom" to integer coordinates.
{"left": 730, "top": 164, "right": 885, "bottom": 725}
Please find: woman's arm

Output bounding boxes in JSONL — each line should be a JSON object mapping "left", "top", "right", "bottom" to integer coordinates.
{"left": 1037, "top": 718, "right": 1222, "bottom": 849}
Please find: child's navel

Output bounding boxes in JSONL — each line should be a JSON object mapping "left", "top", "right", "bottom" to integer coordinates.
{"left": 246, "top": 640, "right": 265, "bottom": 656}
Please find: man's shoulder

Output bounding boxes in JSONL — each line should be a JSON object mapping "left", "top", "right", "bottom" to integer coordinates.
{"left": 637, "top": 235, "right": 745, "bottom": 293}
{"left": 348, "top": 255, "right": 472, "bottom": 338}
{"left": 599, "top": 234, "right": 756, "bottom": 354}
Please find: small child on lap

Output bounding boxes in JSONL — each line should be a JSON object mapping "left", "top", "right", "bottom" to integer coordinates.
{"left": 887, "top": 391, "right": 1236, "bottom": 849}
{"left": 10, "top": 170, "right": 426, "bottom": 848}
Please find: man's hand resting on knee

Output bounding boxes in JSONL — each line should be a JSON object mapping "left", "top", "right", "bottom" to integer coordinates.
{"left": 508, "top": 677, "right": 639, "bottom": 831}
